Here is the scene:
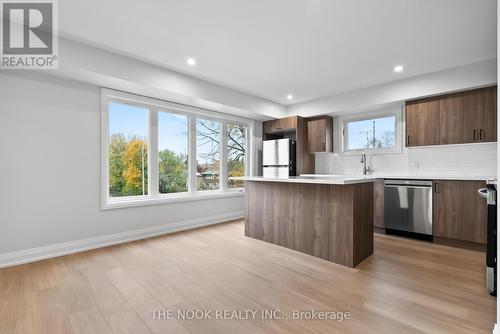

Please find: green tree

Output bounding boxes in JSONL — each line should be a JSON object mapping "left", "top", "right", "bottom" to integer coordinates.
{"left": 159, "top": 149, "right": 188, "bottom": 193}
{"left": 109, "top": 133, "right": 127, "bottom": 196}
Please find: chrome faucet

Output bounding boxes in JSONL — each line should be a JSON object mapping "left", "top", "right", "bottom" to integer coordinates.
{"left": 360, "top": 152, "right": 370, "bottom": 175}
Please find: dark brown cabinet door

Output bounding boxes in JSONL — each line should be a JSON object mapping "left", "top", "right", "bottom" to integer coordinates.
{"left": 433, "top": 181, "right": 461, "bottom": 240}
{"left": 406, "top": 86, "right": 496, "bottom": 147}
{"left": 459, "top": 181, "right": 487, "bottom": 244}
{"left": 433, "top": 180, "right": 487, "bottom": 244}
{"left": 464, "top": 87, "right": 497, "bottom": 143}
{"left": 439, "top": 93, "right": 465, "bottom": 145}
{"left": 406, "top": 99, "right": 440, "bottom": 146}
{"left": 307, "top": 116, "right": 333, "bottom": 153}
{"left": 463, "top": 90, "right": 478, "bottom": 142}
{"left": 263, "top": 116, "right": 297, "bottom": 134}
{"left": 476, "top": 86, "right": 497, "bottom": 142}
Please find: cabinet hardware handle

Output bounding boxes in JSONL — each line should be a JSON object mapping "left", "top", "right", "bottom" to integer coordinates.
{"left": 479, "top": 129, "right": 484, "bottom": 140}
{"left": 407, "top": 135, "right": 410, "bottom": 146}
{"left": 473, "top": 129, "right": 477, "bottom": 141}
{"left": 434, "top": 183, "right": 439, "bottom": 193}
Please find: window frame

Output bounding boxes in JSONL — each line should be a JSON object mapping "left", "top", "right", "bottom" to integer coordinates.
{"left": 101, "top": 89, "right": 253, "bottom": 210}
{"left": 340, "top": 106, "right": 403, "bottom": 155}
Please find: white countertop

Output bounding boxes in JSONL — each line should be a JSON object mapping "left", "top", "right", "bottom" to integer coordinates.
{"left": 238, "top": 176, "right": 375, "bottom": 185}
{"left": 236, "top": 174, "right": 496, "bottom": 185}
{"left": 300, "top": 174, "right": 497, "bottom": 182}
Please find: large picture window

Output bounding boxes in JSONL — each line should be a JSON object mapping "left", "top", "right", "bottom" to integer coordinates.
{"left": 102, "top": 90, "right": 252, "bottom": 209}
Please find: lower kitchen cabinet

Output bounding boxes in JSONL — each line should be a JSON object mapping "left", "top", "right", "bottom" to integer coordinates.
{"left": 433, "top": 180, "right": 487, "bottom": 247}
{"left": 459, "top": 181, "right": 487, "bottom": 244}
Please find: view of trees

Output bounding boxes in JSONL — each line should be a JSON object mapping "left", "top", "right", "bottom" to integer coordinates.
{"left": 196, "top": 120, "right": 246, "bottom": 190}
{"left": 363, "top": 130, "right": 395, "bottom": 148}
{"left": 227, "top": 123, "right": 246, "bottom": 188}
{"left": 109, "top": 134, "right": 148, "bottom": 197}
{"left": 197, "top": 119, "right": 221, "bottom": 190}
{"left": 109, "top": 120, "right": 246, "bottom": 197}
{"left": 159, "top": 150, "right": 188, "bottom": 194}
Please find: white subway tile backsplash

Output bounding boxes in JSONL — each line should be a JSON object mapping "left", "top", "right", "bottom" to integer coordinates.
{"left": 315, "top": 143, "right": 497, "bottom": 178}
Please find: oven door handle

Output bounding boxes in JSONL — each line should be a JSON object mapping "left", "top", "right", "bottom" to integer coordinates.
{"left": 478, "top": 188, "right": 489, "bottom": 199}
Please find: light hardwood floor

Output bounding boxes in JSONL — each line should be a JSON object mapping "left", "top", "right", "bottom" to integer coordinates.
{"left": 0, "top": 220, "right": 495, "bottom": 333}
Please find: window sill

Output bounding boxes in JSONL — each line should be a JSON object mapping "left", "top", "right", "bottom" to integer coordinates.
{"left": 102, "top": 190, "right": 245, "bottom": 210}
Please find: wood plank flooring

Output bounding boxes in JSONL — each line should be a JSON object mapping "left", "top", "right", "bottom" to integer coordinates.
{"left": 0, "top": 220, "right": 495, "bottom": 333}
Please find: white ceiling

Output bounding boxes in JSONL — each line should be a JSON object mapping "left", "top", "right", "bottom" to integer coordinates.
{"left": 60, "top": 0, "right": 497, "bottom": 105}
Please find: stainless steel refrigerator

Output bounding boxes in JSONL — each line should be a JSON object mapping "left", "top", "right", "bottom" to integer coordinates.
{"left": 262, "top": 139, "right": 296, "bottom": 178}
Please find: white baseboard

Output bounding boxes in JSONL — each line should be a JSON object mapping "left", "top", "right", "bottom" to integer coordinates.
{"left": 0, "top": 211, "right": 244, "bottom": 268}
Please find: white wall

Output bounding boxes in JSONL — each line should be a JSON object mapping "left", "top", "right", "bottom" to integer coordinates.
{"left": 50, "top": 38, "right": 285, "bottom": 120}
{"left": 288, "top": 59, "right": 497, "bottom": 117}
{"left": 0, "top": 72, "right": 245, "bottom": 261}
{"left": 315, "top": 144, "right": 497, "bottom": 178}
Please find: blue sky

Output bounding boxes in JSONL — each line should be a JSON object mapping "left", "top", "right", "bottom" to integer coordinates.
{"left": 347, "top": 116, "right": 395, "bottom": 149}
{"left": 109, "top": 102, "right": 221, "bottom": 164}
{"left": 109, "top": 102, "right": 149, "bottom": 139}
{"left": 158, "top": 112, "right": 187, "bottom": 154}
{"left": 109, "top": 102, "right": 188, "bottom": 155}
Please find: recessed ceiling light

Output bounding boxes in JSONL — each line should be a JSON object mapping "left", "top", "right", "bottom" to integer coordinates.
{"left": 394, "top": 65, "right": 404, "bottom": 73}
{"left": 286, "top": 94, "right": 294, "bottom": 100}
{"left": 187, "top": 57, "right": 196, "bottom": 66}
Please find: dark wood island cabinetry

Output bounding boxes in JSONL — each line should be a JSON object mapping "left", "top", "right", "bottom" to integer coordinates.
{"left": 244, "top": 178, "right": 374, "bottom": 268}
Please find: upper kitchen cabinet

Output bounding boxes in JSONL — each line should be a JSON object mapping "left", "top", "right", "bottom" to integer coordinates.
{"left": 307, "top": 116, "right": 333, "bottom": 153}
{"left": 405, "top": 86, "right": 497, "bottom": 147}
{"left": 263, "top": 116, "right": 298, "bottom": 136}
{"left": 406, "top": 98, "right": 440, "bottom": 146}
{"left": 438, "top": 93, "right": 465, "bottom": 145}
{"left": 464, "top": 86, "right": 497, "bottom": 143}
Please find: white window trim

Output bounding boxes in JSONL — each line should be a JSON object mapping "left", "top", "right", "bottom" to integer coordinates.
{"left": 339, "top": 106, "right": 403, "bottom": 155}
{"left": 101, "top": 88, "right": 254, "bottom": 210}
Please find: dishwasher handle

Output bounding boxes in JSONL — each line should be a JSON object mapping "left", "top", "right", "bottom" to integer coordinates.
{"left": 384, "top": 179, "right": 433, "bottom": 187}
{"left": 384, "top": 184, "right": 432, "bottom": 190}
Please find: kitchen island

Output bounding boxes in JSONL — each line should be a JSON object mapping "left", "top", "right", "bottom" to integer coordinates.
{"left": 242, "top": 176, "right": 375, "bottom": 268}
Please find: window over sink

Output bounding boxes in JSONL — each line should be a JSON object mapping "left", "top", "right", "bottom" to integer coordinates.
{"left": 340, "top": 106, "right": 402, "bottom": 154}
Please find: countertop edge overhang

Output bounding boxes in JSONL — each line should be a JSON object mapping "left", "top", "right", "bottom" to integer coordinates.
{"left": 239, "top": 176, "right": 375, "bottom": 185}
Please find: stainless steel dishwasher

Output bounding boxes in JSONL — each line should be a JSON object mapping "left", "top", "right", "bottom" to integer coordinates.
{"left": 384, "top": 179, "right": 433, "bottom": 240}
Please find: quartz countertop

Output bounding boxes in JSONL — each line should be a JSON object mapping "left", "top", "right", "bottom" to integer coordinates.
{"left": 238, "top": 176, "right": 375, "bottom": 185}
{"left": 236, "top": 173, "right": 496, "bottom": 185}
{"left": 299, "top": 174, "right": 497, "bottom": 182}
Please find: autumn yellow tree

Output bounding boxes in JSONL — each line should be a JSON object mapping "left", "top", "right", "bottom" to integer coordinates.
{"left": 123, "top": 138, "right": 148, "bottom": 195}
